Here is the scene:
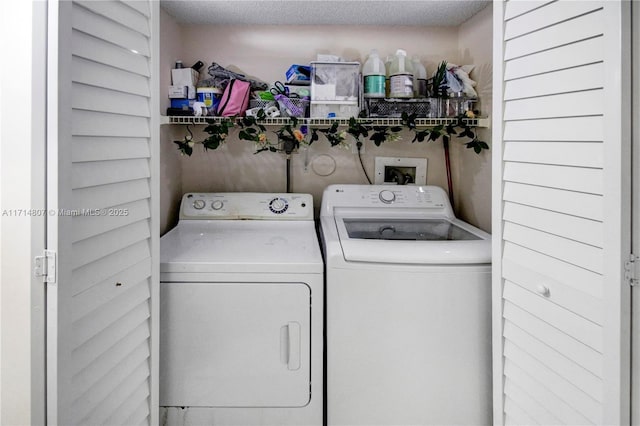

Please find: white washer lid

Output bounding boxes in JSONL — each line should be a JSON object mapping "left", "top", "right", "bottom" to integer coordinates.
{"left": 160, "top": 220, "right": 323, "bottom": 274}
{"left": 335, "top": 216, "right": 491, "bottom": 265}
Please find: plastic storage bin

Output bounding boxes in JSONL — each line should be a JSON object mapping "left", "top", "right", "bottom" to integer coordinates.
{"left": 310, "top": 61, "right": 360, "bottom": 118}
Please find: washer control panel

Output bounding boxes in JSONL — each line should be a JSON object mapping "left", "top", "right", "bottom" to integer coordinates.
{"left": 320, "top": 184, "right": 453, "bottom": 217}
{"left": 180, "top": 193, "right": 313, "bottom": 220}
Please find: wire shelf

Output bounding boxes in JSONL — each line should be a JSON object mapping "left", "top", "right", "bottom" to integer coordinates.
{"left": 162, "top": 116, "right": 489, "bottom": 128}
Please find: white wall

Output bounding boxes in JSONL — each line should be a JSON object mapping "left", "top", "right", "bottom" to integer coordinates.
{"left": 454, "top": 3, "right": 492, "bottom": 232}
{"left": 160, "top": 8, "right": 184, "bottom": 235}
{"left": 0, "top": 0, "right": 47, "bottom": 424}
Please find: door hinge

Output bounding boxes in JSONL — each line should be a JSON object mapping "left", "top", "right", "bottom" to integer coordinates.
{"left": 624, "top": 253, "right": 638, "bottom": 287}
{"left": 34, "top": 250, "right": 56, "bottom": 283}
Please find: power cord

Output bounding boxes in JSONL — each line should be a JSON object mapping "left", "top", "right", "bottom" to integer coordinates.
{"left": 356, "top": 142, "right": 372, "bottom": 184}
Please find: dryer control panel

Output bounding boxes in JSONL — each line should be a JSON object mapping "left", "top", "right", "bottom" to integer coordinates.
{"left": 180, "top": 192, "right": 314, "bottom": 220}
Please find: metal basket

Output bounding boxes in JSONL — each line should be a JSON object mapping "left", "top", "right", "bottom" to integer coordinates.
{"left": 249, "top": 98, "right": 310, "bottom": 118}
{"left": 364, "top": 98, "right": 439, "bottom": 118}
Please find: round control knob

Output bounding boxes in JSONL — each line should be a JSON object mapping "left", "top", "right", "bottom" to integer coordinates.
{"left": 269, "top": 198, "right": 288, "bottom": 214}
{"left": 211, "top": 200, "right": 224, "bottom": 210}
{"left": 379, "top": 190, "right": 396, "bottom": 204}
{"left": 193, "top": 199, "right": 206, "bottom": 210}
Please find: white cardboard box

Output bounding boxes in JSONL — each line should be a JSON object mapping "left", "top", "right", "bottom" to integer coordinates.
{"left": 168, "top": 85, "right": 196, "bottom": 99}
{"left": 171, "top": 68, "right": 199, "bottom": 98}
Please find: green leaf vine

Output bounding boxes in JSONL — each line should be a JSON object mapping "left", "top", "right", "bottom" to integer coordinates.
{"left": 173, "top": 111, "right": 489, "bottom": 156}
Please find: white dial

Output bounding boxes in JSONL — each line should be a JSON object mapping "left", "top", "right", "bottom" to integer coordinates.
{"left": 269, "top": 197, "right": 288, "bottom": 214}
{"left": 193, "top": 199, "right": 206, "bottom": 210}
{"left": 211, "top": 200, "right": 224, "bottom": 210}
{"left": 379, "top": 190, "right": 396, "bottom": 204}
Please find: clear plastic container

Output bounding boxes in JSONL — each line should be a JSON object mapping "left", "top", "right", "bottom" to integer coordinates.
{"left": 310, "top": 62, "right": 360, "bottom": 102}
{"left": 363, "top": 50, "right": 386, "bottom": 99}
{"left": 389, "top": 49, "right": 414, "bottom": 98}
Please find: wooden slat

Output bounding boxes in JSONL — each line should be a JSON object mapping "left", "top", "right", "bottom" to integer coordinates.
{"left": 122, "top": 391, "right": 151, "bottom": 426}
{"left": 72, "top": 83, "right": 150, "bottom": 117}
{"left": 504, "top": 242, "right": 602, "bottom": 299}
{"left": 105, "top": 381, "right": 151, "bottom": 426}
{"left": 73, "top": 279, "right": 150, "bottom": 348}
{"left": 72, "top": 3, "right": 150, "bottom": 56}
{"left": 72, "top": 29, "right": 149, "bottom": 77}
{"left": 74, "top": 0, "right": 150, "bottom": 36}
{"left": 72, "top": 329, "right": 149, "bottom": 400}
{"left": 504, "top": 116, "right": 603, "bottom": 141}
{"left": 72, "top": 56, "right": 149, "bottom": 97}
{"left": 71, "top": 315, "right": 150, "bottom": 378}
{"left": 503, "top": 281, "right": 602, "bottom": 351}
{"left": 504, "top": 1, "right": 553, "bottom": 21}
{"left": 87, "top": 365, "right": 150, "bottom": 426}
{"left": 503, "top": 202, "right": 603, "bottom": 248}
{"left": 504, "top": 62, "right": 603, "bottom": 100}
{"left": 72, "top": 179, "right": 150, "bottom": 211}
{"left": 72, "top": 199, "right": 150, "bottom": 244}
{"left": 503, "top": 258, "right": 603, "bottom": 325}
{"left": 72, "top": 158, "right": 149, "bottom": 189}
{"left": 505, "top": 379, "right": 561, "bottom": 425}
{"left": 505, "top": 9, "right": 603, "bottom": 60}
{"left": 504, "top": 396, "right": 539, "bottom": 425}
{"left": 503, "top": 182, "right": 603, "bottom": 222}
{"left": 72, "top": 240, "right": 150, "bottom": 295}
{"left": 72, "top": 109, "right": 150, "bottom": 138}
{"left": 503, "top": 141, "right": 603, "bottom": 168}
{"left": 503, "top": 162, "right": 603, "bottom": 195}
{"left": 505, "top": 1, "right": 602, "bottom": 40}
{"left": 503, "top": 222, "right": 603, "bottom": 274}
{"left": 72, "top": 258, "right": 151, "bottom": 321}
{"left": 505, "top": 343, "right": 601, "bottom": 423}
{"left": 72, "top": 136, "right": 150, "bottom": 162}
{"left": 77, "top": 356, "right": 150, "bottom": 425}
{"left": 505, "top": 322, "right": 603, "bottom": 401}
{"left": 503, "top": 90, "right": 603, "bottom": 120}
{"left": 504, "top": 302, "right": 603, "bottom": 377}
{"left": 72, "top": 220, "right": 150, "bottom": 270}
{"left": 120, "top": 0, "right": 151, "bottom": 17}
{"left": 504, "top": 361, "right": 596, "bottom": 425}
{"left": 504, "top": 36, "right": 603, "bottom": 81}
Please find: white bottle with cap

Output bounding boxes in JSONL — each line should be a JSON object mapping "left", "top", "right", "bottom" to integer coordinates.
{"left": 389, "top": 49, "right": 414, "bottom": 98}
{"left": 412, "top": 56, "right": 427, "bottom": 98}
{"left": 363, "top": 49, "right": 386, "bottom": 98}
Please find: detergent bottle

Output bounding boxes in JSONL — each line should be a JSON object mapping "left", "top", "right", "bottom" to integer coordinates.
{"left": 389, "top": 49, "right": 414, "bottom": 98}
{"left": 363, "top": 49, "right": 386, "bottom": 98}
{"left": 412, "top": 56, "right": 427, "bottom": 98}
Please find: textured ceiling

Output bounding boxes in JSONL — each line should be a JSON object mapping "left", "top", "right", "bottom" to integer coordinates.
{"left": 160, "top": 0, "right": 491, "bottom": 26}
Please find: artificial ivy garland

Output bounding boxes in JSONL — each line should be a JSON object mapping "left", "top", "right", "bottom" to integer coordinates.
{"left": 173, "top": 110, "right": 489, "bottom": 156}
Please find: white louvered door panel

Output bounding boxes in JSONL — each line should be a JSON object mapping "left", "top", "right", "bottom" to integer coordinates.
{"left": 493, "top": 1, "right": 631, "bottom": 425}
{"left": 47, "top": 1, "right": 159, "bottom": 425}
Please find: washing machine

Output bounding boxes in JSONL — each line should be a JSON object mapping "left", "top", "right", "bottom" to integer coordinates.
{"left": 160, "top": 192, "right": 323, "bottom": 426}
{"left": 319, "top": 184, "right": 492, "bottom": 426}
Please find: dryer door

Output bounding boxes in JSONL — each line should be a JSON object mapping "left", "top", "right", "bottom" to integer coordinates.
{"left": 160, "top": 282, "right": 311, "bottom": 407}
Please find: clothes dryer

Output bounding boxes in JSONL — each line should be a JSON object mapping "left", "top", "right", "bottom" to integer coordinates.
{"left": 160, "top": 192, "right": 323, "bottom": 426}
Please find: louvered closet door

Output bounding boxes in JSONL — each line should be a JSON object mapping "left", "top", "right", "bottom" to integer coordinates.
{"left": 46, "top": 1, "right": 159, "bottom": 425}
{"left": 492, "top": 1, "right": 631, "bottom": 425}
